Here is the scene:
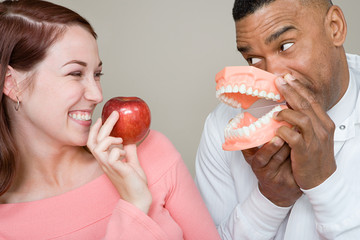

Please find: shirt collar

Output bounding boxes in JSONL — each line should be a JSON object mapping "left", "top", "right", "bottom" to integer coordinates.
{"left": 327, "top": 68, "right": 359, "bottom": 141}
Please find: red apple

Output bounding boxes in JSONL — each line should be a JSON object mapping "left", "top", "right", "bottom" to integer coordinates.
{"left": 101, "top": 96, "right": 151, "bottom": 144}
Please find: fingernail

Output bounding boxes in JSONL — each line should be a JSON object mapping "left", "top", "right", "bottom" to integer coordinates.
{"left": 271, "top": 136, "right": 284, "bottom": 146}
{"left": 276, "top": 77, "right": 287, "bottom": 85}
{"left": 111, "top": 111, "right": 119, "bottom": 117}
{"left": 272, "top": 111, "right": 280, "bottom": 119}
{"left": 284, "top": 74, "right": 295, "bottom": 81}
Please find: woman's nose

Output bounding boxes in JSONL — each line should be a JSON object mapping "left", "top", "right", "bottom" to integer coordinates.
{"left": 84, "top": 80, "right": 103, "bottom": 103}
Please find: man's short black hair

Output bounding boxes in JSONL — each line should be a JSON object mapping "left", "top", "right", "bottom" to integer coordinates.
{"left": 232, "top": 0, "right": 333, "bottom": 21}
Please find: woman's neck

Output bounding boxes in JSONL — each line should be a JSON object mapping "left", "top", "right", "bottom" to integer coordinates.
{"left": 1, "top": 144, "right": 103, "bottom": 204}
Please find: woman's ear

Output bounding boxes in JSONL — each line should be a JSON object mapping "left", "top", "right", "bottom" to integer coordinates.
{"left": 325, "top": 5, "right": 347, "bottom": 47}
{"left": 3, "top": 66, "right": 20, "bottom": 102}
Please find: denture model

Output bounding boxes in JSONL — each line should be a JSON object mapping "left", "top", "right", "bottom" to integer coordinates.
{"left": 216, "top": 66, "right": 291, "bottom": 151}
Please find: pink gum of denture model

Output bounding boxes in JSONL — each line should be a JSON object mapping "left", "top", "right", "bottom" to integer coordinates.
{"left": 215, "top": 66, "right": 291, "bottom": 151}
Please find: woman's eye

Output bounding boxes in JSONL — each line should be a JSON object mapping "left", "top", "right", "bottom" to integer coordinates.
{"left": 94, "top": 72, "right": 103, "bottom": 79}
{"left": 69, "top": 71, "right": 82, "bottom": 77}
{"left": 247, "top": 57, "right": 262, "bottom": 65}
{"left": 280, "top": 42, "right": 294, "bottom": 52}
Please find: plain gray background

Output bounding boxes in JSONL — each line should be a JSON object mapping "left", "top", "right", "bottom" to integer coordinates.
{"left": 50, "top": 0, "right": 358, "bottom": 176}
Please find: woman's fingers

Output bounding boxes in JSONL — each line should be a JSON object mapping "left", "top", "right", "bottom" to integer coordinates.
{"left": 87, "top": 118, "right": 102, "bottom": 150}
{"left": 96, "top": 111, "right": 119, "bottom": 142}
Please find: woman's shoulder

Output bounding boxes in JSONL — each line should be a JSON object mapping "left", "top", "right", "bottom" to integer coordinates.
{"left": 137, "top": 130, "right": 182, "bottom": 183}
{"left": 138, "top": 130, "right": 179, "bottom": 156}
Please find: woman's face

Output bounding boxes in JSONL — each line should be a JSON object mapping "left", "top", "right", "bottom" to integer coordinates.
{"left": 18, "top": 25, "right": 103, "bottom": 147}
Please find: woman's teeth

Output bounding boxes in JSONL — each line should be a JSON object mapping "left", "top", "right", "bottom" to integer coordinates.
{"left": 69, "top": 112, "right": 91, "bottom": 121}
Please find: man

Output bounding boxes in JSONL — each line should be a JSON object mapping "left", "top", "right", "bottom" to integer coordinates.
{"left": 195, "top": 0, "right": 360, "bottom": 239}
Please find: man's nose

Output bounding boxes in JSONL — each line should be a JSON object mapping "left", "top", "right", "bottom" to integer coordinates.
{"left": 264, "top": 56, "right": 289, "bottom": 77}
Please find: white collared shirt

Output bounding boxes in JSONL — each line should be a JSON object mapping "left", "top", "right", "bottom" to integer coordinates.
{"left": 195, "top": 54, "right": 360, "bottom": 240}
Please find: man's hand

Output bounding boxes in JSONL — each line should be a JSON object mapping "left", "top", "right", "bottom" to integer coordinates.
{"left": 274, "top": 74, "right": 337, "bottom": 190}
{"left": 242, "top": 137, "right": 302, "bottom": 207}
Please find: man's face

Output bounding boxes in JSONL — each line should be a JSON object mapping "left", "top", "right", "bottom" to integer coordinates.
{"left": 235, "top": 0, "right": 345, "bottom": 111}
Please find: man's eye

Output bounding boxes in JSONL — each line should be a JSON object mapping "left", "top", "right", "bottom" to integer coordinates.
{"left": 280, "top": 42, "right": 294, "bottom": 52}
{"left": 247, "top": 57, "right": 262, "bottom": 65}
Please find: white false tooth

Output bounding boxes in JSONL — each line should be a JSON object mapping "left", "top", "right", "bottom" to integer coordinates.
{"left": 225, "top": 125, "right": 231, "bottom": 133}
{"left": 232, "top": 129, "right": 238, "bottom": 138}
{"left": 249, "top": 124, "right": 256, "bottom": 132}
{"left": 220, "top": 86, "right": 225, "bottom": 94}
{"left": 231, "top": 99, "right": 238, "bottom": 108}
{"left": 267, "top": 92, "right": 275, "bottom": 100}
{"left": 216, "top": 90, "right": 221, "bottom": 98}
{"left": 225, "top": 128, "right": 231, "bottom": 138}
{"left": 226, "top": 85, "right": 232, "bottom": 93}
{"left": 243, "top": 127, "right": 250, "bottom": 136}
{"left": 252, "top": 89, "right": 259, "bottom": 97}
{"left": 275, "top": 94, "right": 281, "bottom": 101}
{"left": 236, "top": 112, "right": 245, "bottom": 120}
{"left": 261, "top": 116, "right": 270, "bottom": 124}
{"left": 246, "top": 87, "right": 253, "bottom": 95}
{"left": 259, "top": 91, "right": 267, "bottom": 98}
{"left": 77, "top": 113, "right": 81, "bottom": 120}
{"left": 230, "top": 129, "right": 236, "bottom": 138}
{"left": 255, "top": 121, "right": 262, "bottom": 128}
{"left": 233, "top": 85, "right": 239, "bottom": 93}
{"left": 237, "top": 128, "right": 244, "bottom": 137}
{"left": 275, "top": 105, "right": 282, "bottom": 111}
{"left": 224, "top": 128, "right": 230, "bottom": 138}
{"left": 266, "top": 111, "right": 274, "bottom": 118}
{"left": 240, "top": 84, "right": 246, "bottom": 94}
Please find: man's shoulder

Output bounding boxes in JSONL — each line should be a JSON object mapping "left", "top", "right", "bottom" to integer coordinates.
{"left": 347, "top": 53, "right": 360, "bottom": 86}
{"left": 347, "top": 53, "right": 360, "bottom": 71}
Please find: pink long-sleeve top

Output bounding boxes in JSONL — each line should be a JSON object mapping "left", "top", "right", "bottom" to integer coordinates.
{"left": 0, "top": 130, "right": 220, "bottom": 240}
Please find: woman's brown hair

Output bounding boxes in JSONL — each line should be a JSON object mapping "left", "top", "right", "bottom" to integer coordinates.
{"left": 0, "top": 0, "right": 97, "bottom": 196}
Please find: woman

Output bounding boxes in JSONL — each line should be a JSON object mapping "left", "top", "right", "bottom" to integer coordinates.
{"left": 0, "top": 1, "right": 220, "bottom": 239}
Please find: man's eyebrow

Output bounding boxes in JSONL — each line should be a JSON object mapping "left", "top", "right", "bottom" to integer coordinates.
{"left": 265, "top": 25, "right": 296, "bottom": 45}
{"left": 237, "top": 45, "right": 252, "bottom": 53}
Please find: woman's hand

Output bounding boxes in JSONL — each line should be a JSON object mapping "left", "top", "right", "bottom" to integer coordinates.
{"left": 87, "top": 111, "right": 152, "bottom": 214}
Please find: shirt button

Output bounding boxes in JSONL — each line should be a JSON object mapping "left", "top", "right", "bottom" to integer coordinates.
{"left": 339, "top": 125, "right": 346, "bottom": 130}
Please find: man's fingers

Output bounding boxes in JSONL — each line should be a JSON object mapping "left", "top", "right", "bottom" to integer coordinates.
{"left": 243, "top": 136, "right": 285, "bottom": 169}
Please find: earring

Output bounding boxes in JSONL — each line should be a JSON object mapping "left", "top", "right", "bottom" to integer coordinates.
{"left": 14, "top": 96, "right": 20, "bottom": 111}
{"left": 6, "top": 73, "right": 11, "bottom": 77}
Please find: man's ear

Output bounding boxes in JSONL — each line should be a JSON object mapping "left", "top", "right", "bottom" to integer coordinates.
{"left": 3, "top": 66, "right": 20, "bottom": 102}
{"left": 325, "top": 5, "right": 347, "bottom": 47}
